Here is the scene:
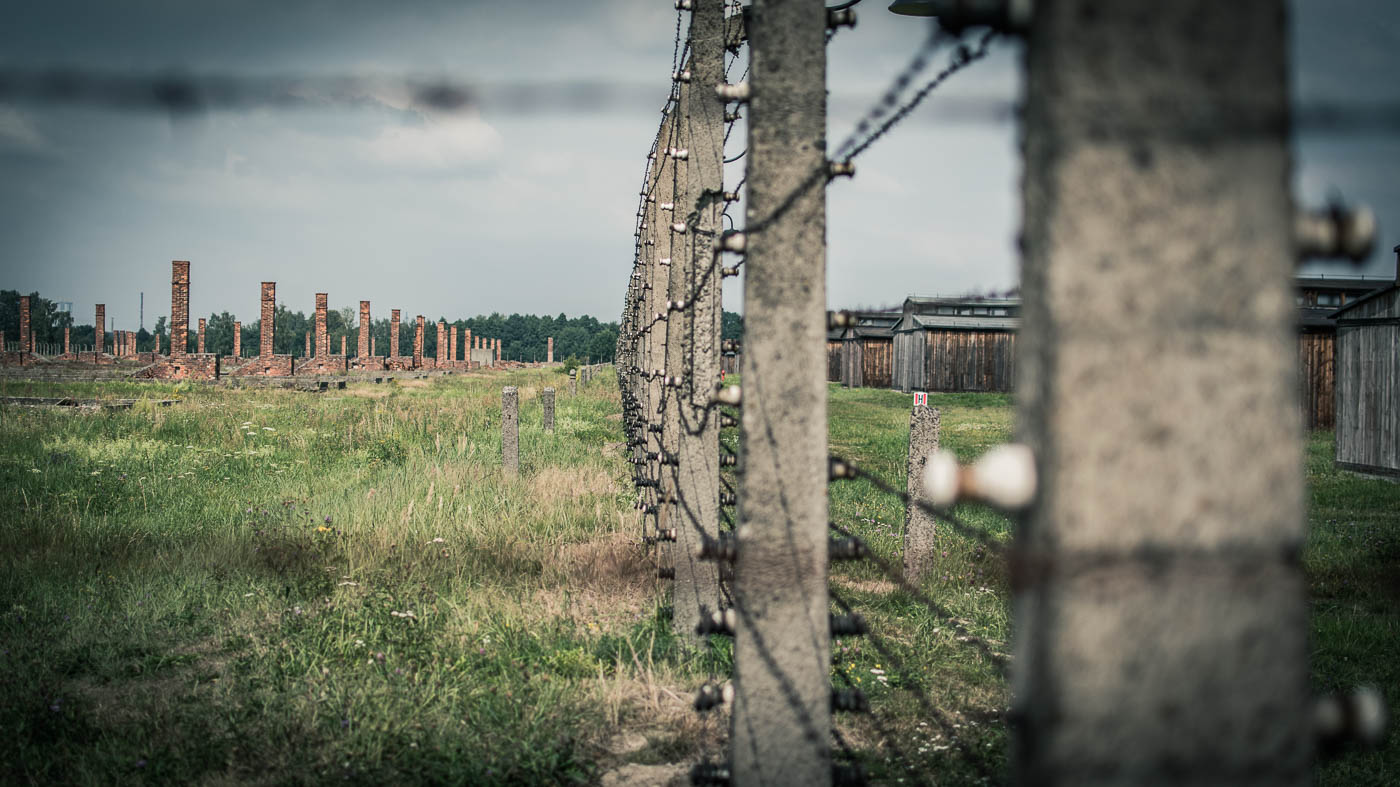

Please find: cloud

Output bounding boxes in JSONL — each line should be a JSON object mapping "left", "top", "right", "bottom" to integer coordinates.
{"left": 361, "top": 111, "right": 501, "bottom": 171}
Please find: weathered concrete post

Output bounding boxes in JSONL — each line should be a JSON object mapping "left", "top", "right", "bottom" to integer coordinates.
{"left": 390, "top": 309, "right": 401, "bottom": 360}
{"left": 666, "top": 0, "right": 726, "bottom": 644}
{"left": 501, "top": 386, "right": 519, "bottom": 476}
{"left": 730, "top": 1, "right": 831, "bottom": 784}
{"left": 569, "top": 369, "right": 577, "bottom": 397}
{"left": 94, "top": 304, "right": 105, "bottom": 355}
{"left": 259, "top": 283, "right": 276, "bottom": 357}
{"left": 542, "top": 387, "right": 555, "bottom": 433}
{"left": 1013, "top": 2, "right": 1308, "bottom": 784}
{"left": 413, "top": 315, "right": 424, "bottom": 368}
{"left": 171, "top": 261, "right": 189, "bottom": 356}
{"left": 197, "top": 318, "right": 207, "bottom": 354}
{"left": 233, "top": 321, "right": 241, "bottom": 358}
{"left": 902, "top": 404, "right": 940, "bottom": 583}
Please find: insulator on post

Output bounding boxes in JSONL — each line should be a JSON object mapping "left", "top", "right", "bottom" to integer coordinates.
{"left": 1296, "top": 202, "right": 1377, "bottom": 262}
{"left": 829, "top": 536, "right": 869, "bottom": 561}
{"left": 648, "top": 424, "right": 663, "bottom": 434}
{"left": 694, "top": 533, "right": 738, "bottom": 562}
{"left": 827, "top": 310, "right": 856, "bottom": 330}
{"left": 922, "top": 443, "right": 1037, "bottom": 511}
{"left": 657, "top": 527, "right": 677, "bottom": 542}
{"left": 674, "top": 0, "right": 693, "bottom": 9}
{"left": 1316, "top": 686, "right": 1388, "bottom": 753}
{"left": 721, "top": 339, "right": 741, "bottom": 353}
{"left": 673, "top": 69, "right": 692, "bottom": 83}
{"left": 831, "top": 687, "right": 869, "bottom": 713}
{"left": 658, "top": 566, "right": 675, "bottom": 579}
{"left": 660, "top": 202, "right": 675, "bottom": 211}
{"left": 645, "top": 239, "right": 655, "bottom": 246}
{"left": 719, "top": 231, "right": 747, "bottom": 253}
{"left": 721, "top": 266, "right": 741, "bottom": 278}
{"left": 658, "top": 257, "right": 672, "bottom": 266}
{"left": 719, "top": 492, "right": 737, "bottom": 506}
{"left": 690, "top": 762, "right": 732, "bottom": 786}
{"left": 661, "top": 452, "right": 680, "bottom": 466}
{"left": 720, "top": 414, "right": 739, "bottom": 428}
{"left": 830, "top": 613, "right": 868, "bottom": 637}
{"left": 722, "top": 190, "right": 741, "bottom": 202}
{"left": 696, "top": 607, "right": 737, "bottom": 636}
{"left": 887, "top": 0, "right": 1033, "bottom": 34}
{"left": 720, "top": 454, "right": 738, "bottom": 467}
{"left": 667, "top": 299, "right": 687, "bottom": 311}
{"left": 826, "top": 7, "right": 857, "bottom": 29}
{"left": 828, "top": 160, "right": 856, "bottom": 179}
{"left": 668, "top": 147, "right": 689, "bottom": 160}
{"left": 694, "top": 681, "right": 734, "bottom": 711}
{"left": 724, "top": 111, "right": 742, "bottom": 123}
{"left": 828, "top": 457, "right": 858, "bottom": 481}
{"left": 712, "top": 385, "right": 742, "bottom": 406}
{"left": 672, "top": 222, "right": 688, "bottom": 234}
{"left": 715, "top": 82, "right": 751, "bottom": 102}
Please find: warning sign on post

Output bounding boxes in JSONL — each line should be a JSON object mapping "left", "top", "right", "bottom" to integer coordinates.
{"left": 913, "top": 392, "right": 928, "bottom": 407}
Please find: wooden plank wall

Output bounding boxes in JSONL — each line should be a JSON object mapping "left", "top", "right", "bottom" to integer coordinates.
{"left": 861, "top": 339, "right": 892, "bottom": 389}
{"left": 893, "top": 331, "right": 924, "bottom": 392}
{"left": 1335, "top": 289, "right": 1400, "bottom": 475}
{"left": 1297, "top": 332, "right": 1335, "bottom": 429}
{"left": 827, "top": 341, "right": 841, "bottom": 383}
{"left": 924, "top": 330, "right": 1016, "bottom": 392}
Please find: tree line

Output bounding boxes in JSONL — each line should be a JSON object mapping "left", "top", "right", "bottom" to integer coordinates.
{"left": 2, "top": 289, "right": 746, "bottom": 363}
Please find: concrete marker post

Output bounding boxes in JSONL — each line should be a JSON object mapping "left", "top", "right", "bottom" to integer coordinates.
{"left": 902, "top": 404, "right": 940, "bottom": 583}
{"left": 542, "top": 387, "right": 555, "bottom": 433}
{"left": 501, "top": 386, "right": 519, "bottom": 477}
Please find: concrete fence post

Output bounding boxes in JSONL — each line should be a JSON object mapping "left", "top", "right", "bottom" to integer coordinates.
{"left": 1014, "top": 1, "right": 1308, "bottom": 783}
{"left": 569, "top": 369, "right": 577, "bottom": 397}
{"left": 501, "top": 386, "right": 519, "bottom": 477}
{"left": 730, "top": 1, "right": 831, "bottom": 784}
{"left": 668, "top": 0, "right": 725, "bottom": 642}
{"left": 902, "top": 404, "right": 940, "bottom": 583}
{"left": 542, "top": 387, "right": 555, "bottom": 433}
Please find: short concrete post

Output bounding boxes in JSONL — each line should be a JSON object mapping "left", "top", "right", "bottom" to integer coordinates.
{"left": 902, "top": 405, "right": 940, "bottom": 583}
{"left": 542, "top": 387, "right": 555, "bottom": 433}
{"left": 569, "top": 369, "right": 577, "bottom": 397}
{"left": 501, "top": 386, "right": 519, "bottom": 476}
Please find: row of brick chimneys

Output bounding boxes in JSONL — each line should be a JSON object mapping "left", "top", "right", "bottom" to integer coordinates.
{"left": 9, "top": 261, "right": 552, "bottom": 369}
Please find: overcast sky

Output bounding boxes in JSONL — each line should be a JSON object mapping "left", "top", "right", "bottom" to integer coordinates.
{"left": 0, "top": 0, "right": 1396, "bottom": 331}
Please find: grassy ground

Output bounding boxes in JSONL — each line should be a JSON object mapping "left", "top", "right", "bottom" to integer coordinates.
{"left": 0, "top": 373, "right": 1394, "bottom": 784}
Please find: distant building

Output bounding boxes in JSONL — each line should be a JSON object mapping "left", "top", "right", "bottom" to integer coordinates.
{"left": 1329, "top": 248, "right": 1400, "bottom": 478}
{"left": 1296, "top": 275, "right": 1389, "bottom": 429}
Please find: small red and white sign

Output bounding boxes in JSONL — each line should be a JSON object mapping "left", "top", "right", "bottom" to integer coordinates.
{"left": 913, "top": 392, "right": 928, "bottom": 407}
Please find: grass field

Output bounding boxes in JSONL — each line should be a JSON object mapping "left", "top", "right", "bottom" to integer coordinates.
{"left": 0, "top": 370, "right": 1395, "bottom": 784}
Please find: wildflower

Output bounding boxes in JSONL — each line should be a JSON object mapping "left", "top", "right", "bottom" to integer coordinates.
{"left": 324, "top": 515, "right": 332, "bottom": 524}
{"left": 317, "top": 526, "right": 331, "bottom": 533}
{"left": 427, "top": 537, "right": 445, "bottom": 545}
{"left": 263, "top": 427, "right": 275, "bottom": 432}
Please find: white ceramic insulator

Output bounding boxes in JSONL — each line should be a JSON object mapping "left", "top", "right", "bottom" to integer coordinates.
{"left": 673, "top": 69, "right": 692, "bottom": 83}
{"left": 672, "top": 222, "right": 688, "bottom": 233}
{"left": 675, "top": 0, "right": 693, "bottom": 9}
{"left": 721, "top": 232, "right": 747, "bottom": 253}
{"left": 659, "top": 257, "right": 672, "bottom": 266}
{"left": 721, "top": 682, "right": 735, "bottom": 704}
{"left": 660, "top": 202, "right": 675, "bottom": 210}
{"left": 668, "top": 147, "right": 689, "bottom": 160}
{"left": 921, "top": 449, "right": 961, "bottom": 507}
{"left": 716, "top": 82, "right": 751, "bottom": 101}
{"left": 714, "top": 385, "right": 742, "bottom": 405}
{"left": 969, "top": 444, "right": 1037, "bottom": 510}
